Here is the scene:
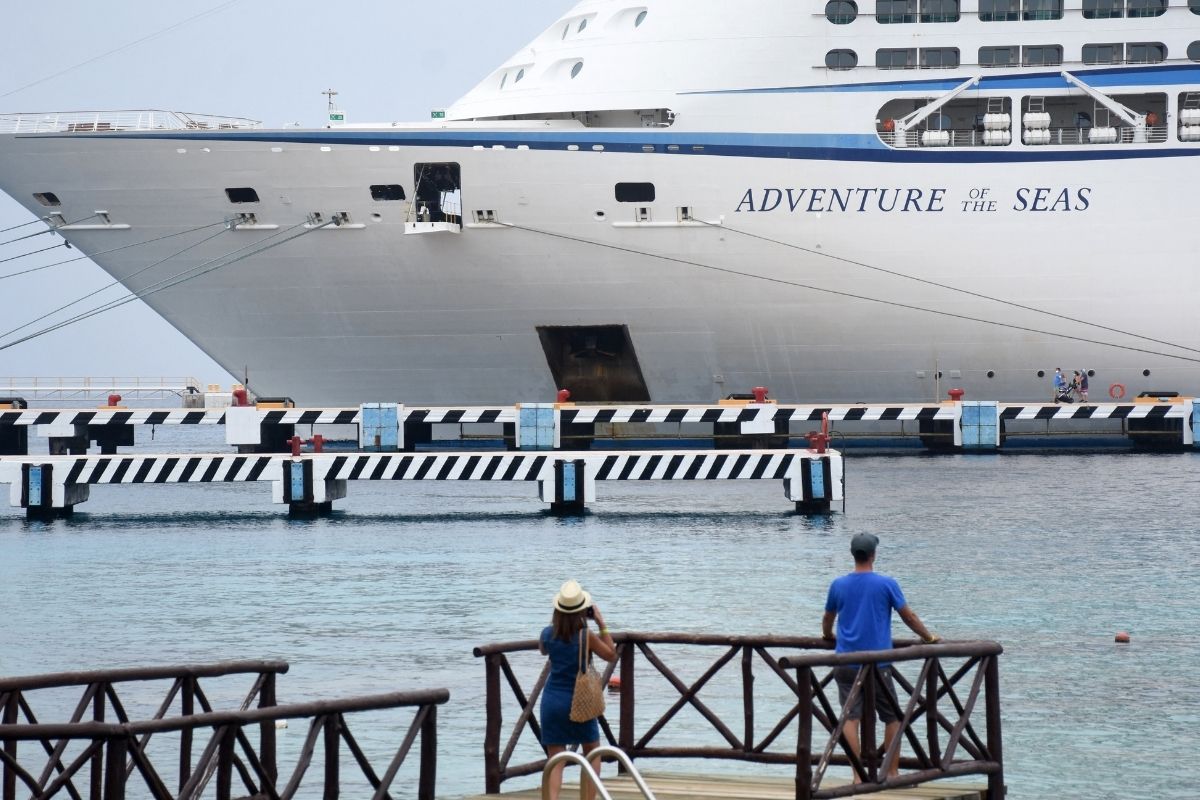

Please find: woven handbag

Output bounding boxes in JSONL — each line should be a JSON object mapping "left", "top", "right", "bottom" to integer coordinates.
{"left": 568, "top": 630, "right": 606, "bottom": 722}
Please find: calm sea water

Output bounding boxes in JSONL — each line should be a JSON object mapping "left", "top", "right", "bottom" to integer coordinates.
{"left": 2, "top": 427, "right": 1198, "bottom": 799}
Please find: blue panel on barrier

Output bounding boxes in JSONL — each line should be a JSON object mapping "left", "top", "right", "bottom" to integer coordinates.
{"left": 561, "top": 462, "right": 577, "bottom": 501}
{"left": 962, "top": 402, "right": 999, "bottom": 449}
{"left": 361, "top": 403, "right": 398, "bottom": 449}
{"left": 1193, "top": 405, "right": 1200, "bottom": 448}
{"left": 289, "top": 461, "right": 305, "bottom": 500}
{"left": 520, "top": 406, "right": 556, "bottom": 449}
{"left": 809, "top": 461, "right": 825, "bottom": 499}
{"left": 28, "top": 466, "right": 43, "bottom": 506}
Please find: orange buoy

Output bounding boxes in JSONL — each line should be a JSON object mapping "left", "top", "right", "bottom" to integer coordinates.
{"left": 607, "top": 676, "right": 621, "bottom": 692}
{"left": 1114, "top": 631, "right": 1130, "bottom": 644}
{"left": 882, "top": 118, "right": 896, "bottom": 132}
{"left": 1109, "top": 383, "right": 1126, "bottom": 400}
{"left": 1146, "top": 112, "right": 1160, "bottom": 126}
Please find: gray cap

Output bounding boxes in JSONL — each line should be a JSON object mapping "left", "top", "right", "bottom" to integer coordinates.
{"left": 850, "top": 533, "right": 879, "bottom": 558}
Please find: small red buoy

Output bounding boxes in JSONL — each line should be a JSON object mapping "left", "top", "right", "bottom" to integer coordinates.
{"left": 607, "top": 676, "right": 621, "bottom": 692}
{"left": 882, "top": 118, "right": 896, "bottom": 132}
{"left": 556, "top": 388, "right": 571, "bottom": 404}
{"left": 1146, "top": 112, "right": 1160, "bottom": 126}
{"left": 1114, "top": 631, "right": 1130, "bottom": 644}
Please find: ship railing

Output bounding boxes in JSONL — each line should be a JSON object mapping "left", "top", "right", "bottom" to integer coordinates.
{"left": 0, "top": 376, "right": 203, "bottom": 400}
{"left": 878, "top": 124, "right": 1170, "bottom": 148}
{"left": 0, "top": 110, "right": 261, "bottom": 134}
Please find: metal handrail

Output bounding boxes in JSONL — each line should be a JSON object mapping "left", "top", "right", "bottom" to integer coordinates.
{"left": 541, "top": 746, "right": 657, "bottom": 800}
{"left": 0, "top": 110, "right": 260, "bottom": 134}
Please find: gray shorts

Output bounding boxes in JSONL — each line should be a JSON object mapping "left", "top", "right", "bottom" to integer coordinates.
{"left": 833, "top": 665, "right": 901, "bottom": 723}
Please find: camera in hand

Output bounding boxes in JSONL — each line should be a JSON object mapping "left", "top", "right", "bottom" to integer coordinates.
{"left": 586, "top": 607, "right": 595, "bottom": 619}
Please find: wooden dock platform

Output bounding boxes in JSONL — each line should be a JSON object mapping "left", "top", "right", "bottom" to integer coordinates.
{"left": 459, "top": 771, "right": 985, "bottom": 800}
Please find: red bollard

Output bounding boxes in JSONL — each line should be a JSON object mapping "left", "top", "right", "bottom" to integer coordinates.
{"left": 752, "top": 386, "right": 769, "bottom": 403}
{"left": 288, "top": 435, "right": 303, "bottom": 457}
{"left": 556, "top": 389, "right": 572, "bottom": 404}
{"left": 232, "top": 388, "right": 249, "bottom": 407}
{"left": 107, "top": 394, "right": 122, "bottom": 407}
{"left": 948, "top": 388, "right": 965, "bottom": 401}
{"left": 310, "top": 434, "right": 325, "bottom": 453}
{"left": 806, "top": 432, "right": 829, "bottom": 454}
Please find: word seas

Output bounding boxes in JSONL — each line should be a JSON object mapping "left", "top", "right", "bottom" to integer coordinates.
{"left": 735, "top": 186, "right": 1092, "bottom": 214}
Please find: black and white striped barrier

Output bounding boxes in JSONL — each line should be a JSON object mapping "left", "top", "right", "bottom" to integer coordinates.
{"left": 0, "top": 448, "right": 843, "bottom": 519}
{"left": 3, "top": 399, "right": 1195, "bottom": 455}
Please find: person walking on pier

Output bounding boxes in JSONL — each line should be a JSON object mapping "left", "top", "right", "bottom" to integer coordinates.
{"left": 822, "top": 533, "right": 940, "bottom": 780}
{"left": 1052, "top": 367, "right": 1067, "bottom": 403}
{"left": 539, "top": 580, "right": 617, "bottom": 800}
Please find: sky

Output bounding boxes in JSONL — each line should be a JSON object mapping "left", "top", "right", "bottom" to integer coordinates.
{"left": 0, "top": 0, "right": 576, "bottom": 385}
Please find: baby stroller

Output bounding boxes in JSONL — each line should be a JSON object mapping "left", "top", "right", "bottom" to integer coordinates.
{"left": 1055, "top": 387, "right": 1075, "bottom": 404}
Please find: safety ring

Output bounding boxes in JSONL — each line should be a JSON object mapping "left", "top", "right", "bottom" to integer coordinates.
{"left": 1109, "top": 383, "right": 1126, "bottom": 400}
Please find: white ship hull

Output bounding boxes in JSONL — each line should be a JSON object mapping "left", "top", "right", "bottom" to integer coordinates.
{"left": 2, "top": 1, "right": 1199, "bottom": 405}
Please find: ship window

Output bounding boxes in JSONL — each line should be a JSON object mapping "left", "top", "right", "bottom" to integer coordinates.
{"left": 578, "top": 18, "right": 588, "bottom": 32}
{"left": 1126, "top": 0, "right": 1165, "bottom": 16}
{"left": 876, "top": 0, "right": 918, "bottom": 23}
{"left": 1192, "top": 0, "right": 1200, "bottom": 14}
{"left": 980, "top": 46, "right": 1018, "bottom": 66}
{"left": 32, "top": 192, "right": 61, "bottom": 207}
{"left": 225, "top": 187, "right": 259, "bottom": 204}
{"left": 825, "top": 0, "right": 858, "bottom": 24}
{"left": 978, "top": 0, "right": 1020, "bottom": 20}
{"left": 636, "top": 10, "right": 648, "bottom": 26}
{"left": 500, "top": 73, "right": 507, "bottom": 90}
{"left": 1075, "top": 111, "right": 1092, "bottom": 128}
{"left": 413, "top": 162, "right": 461, "bottom": 222}
{"left": 1083, "top": 42, "right": 1123, "bottom": 64}
{"left": 921, "top": 0, "right": 960, "bottom": 22}
{"left": 826, "top": 49, "right": 859, "bottom": 69}
{"left": 1190, "top": 41, "right": 1200, "bottom": 61}
{"left": 1127, "top": 42, "right": 1166, "bottom": 63}
{"left": 571, "top": 61, "right": 584, "bottom": 79}
{"left": 921, "top": 47, "right": 960, "bottom": 68}
{"left": 370, "top": 184, "right": 406, "bottom": 201}
{"left": 615, "top": 182, "right": 655, "bottom": 203}
{"left": 877, "top": 48, "right": 917, "bottom": 69}
{"left": 1083, "top": 0, "right": 1123, "bottom": 17}
{"left": 562, "top": 23, "right": 569, "bottom": 39}
{"left": 1023, "top": 0, "right": 1063, "bottom": 19}
{"left": 1023, "top": 45, "right": 1063, "bottom": 65}
{"left": 515, "top": 68, "right": 525, "bottom": 83}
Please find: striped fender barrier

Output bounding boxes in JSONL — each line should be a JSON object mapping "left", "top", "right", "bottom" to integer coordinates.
{"left": 0, "top": 448, "right": 844, "bottom": 517}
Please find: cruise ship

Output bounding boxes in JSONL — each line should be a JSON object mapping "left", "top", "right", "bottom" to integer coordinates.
{"left": 1, "top": 0, "right": 1199, "bottom": 405}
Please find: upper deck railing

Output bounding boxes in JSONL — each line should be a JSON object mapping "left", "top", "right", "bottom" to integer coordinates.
{"left": 0, "top": 110, "right": 261, "bottom": 135}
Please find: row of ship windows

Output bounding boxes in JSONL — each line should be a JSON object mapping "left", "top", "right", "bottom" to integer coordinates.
{"left": 826, "top": 0, "right": 1197, "bottom": 23}
{"left": 826, "top": 40, "right": 1188, "bottom": 68}
{"left": 221, "top": 184, "right": 659, "bottom": 205}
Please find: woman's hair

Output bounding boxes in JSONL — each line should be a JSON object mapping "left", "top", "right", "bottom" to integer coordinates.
{"left": 551, "top": 608, "right": 587, "bottom": 642}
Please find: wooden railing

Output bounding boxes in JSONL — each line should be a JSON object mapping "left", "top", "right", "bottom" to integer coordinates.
{"left": 475, "top": 633, "right": 1004, "bottom": 799}
{"left": 0, "top": 661, "right": 448, "bottom": 800}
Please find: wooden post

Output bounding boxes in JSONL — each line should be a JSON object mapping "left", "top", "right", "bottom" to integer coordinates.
{"left": 741, "top": 646, "right": 754, "bottom": 753}
{"left": 484, "top": 656, "right": 502, "bottom": 793}
{"left": 91, "top": 684, "right": 106, "bottom": 800}
{"left": 323, "top": 714, "right": 340, "bottom": 800}
{"left": 419, "top": 704, "right": 438, "bottom": 800}
{"left": 926, "top": 658, "right": 940, "bottom": 767}
{"left": 180, "top": 676, "right": 194, "bottom": 791}
{"left": 2, "top": 691, "right": 17, "bottom": 800}
{"left": 619, "top": 644, "right": 635, "bottom": 755}
{"left": 260, "top": 672, "right": 278, "bottom": 787}
{"left": 102, "top": 736, "right": 127, "bottom": 800}
{"left": 794, "top": 666, "right": 813, "bottom": 800}
{"left": 984, "top": 656, "right": 1005, "bottom": 800}
{"left": 216, "top": 727, "right": 234, "bottom": 800}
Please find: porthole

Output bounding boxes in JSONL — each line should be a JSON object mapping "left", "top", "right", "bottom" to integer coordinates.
{"left": 32, "top": 192, "right": 61, "bottom": 207}
{"left": 515, "top": 68, "right": 525, "bottom": 83}
{"left": 1192, "top": 0, "right": 1200, "bottom": 14}
{"left": 1189, "top": 41, "right": 1200, "bottom": 61}
{"left": 987, "top": 370, "right": 996, "bottom": 379}
{"left": 571, "top": 61, "right": 584, "bottom": 79}
{"left": 594, "top": 210, "right": 606, "bottom": 220}
{"left": 635, "top": 10, "right": 648, "bottom": 26}
{"left": 825, "top": 49, "right": 858, "bottom": 70}
{"left": 825, "top": 0, "right": 858, "bottom": 23}
{"left": 225, "top": 187, "right": 259, "bottom": 204}
{"left": 1037, "top": 370, "right": 1046, "bottom": 378}
{"left": 578, "top": 18, "right": 588, "bottom": 32}
{"left": 1087, "top": 369, "right": 1096, "bottom": 377}
{"left": 1143, "top": 369, "right": 1151, "bottom": 377}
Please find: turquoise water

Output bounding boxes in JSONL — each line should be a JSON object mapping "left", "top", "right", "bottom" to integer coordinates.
{"left": 2, "top": 439, "right": 1198, "bottom": 799}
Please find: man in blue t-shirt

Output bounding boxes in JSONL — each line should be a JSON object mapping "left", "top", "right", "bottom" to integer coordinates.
{"left": 822, "top": 533, "right": 940, "bottom": 777}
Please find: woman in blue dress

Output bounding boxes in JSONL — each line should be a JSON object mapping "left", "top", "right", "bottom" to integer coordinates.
{"left": 539, "top": 580, "right": 616, "bottom": 800}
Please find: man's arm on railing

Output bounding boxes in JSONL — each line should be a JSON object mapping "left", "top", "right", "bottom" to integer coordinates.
{"left": 821, "top": 610, "right": 836, "bottom": 642}
{"left": 897, "top": 606, "right": 940, "bottom": 643}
